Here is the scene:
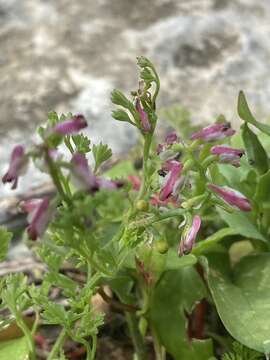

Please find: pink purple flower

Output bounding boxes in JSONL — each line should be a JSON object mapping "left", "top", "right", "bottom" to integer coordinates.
{"left": 191, "top": 122, "right": 235, "bottom": 142}
{"left": 157, "top": 132, "right": 179, "bottom": 160}
{"left": 70, "top": 153, "right": 97, "bottom": 191}
{"left": 2, "top": 145, "right": 28, "bottom": 189}
{"left": 178, "top": 215, "right": 201, "bottom": 256}
{"left": 208, "top": 184, "right": 252, "bottom": 211}
{"left": 135, "top": 99, "right": 151, "bottom": 132}
{"left": 52, "top": 114, "right": 87, "bottom": 135}
{"left": 23, "top": 197, "right": 53, "bottom": 240}
{"left": 159, "top": 160, "right": 183, "bottom": 201}
{"left": 211, "top": 145, "right": 245, "bottom": 167}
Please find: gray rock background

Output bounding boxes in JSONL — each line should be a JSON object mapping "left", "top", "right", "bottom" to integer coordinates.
{"left": 1, "top": 0, "right": 270, "bottom": 197}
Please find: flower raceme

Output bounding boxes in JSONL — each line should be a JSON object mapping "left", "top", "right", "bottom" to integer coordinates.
{"left": 51, "top": 114, "right": 87, "bottom": 135}
{"left": 178, "top": 215, "right": 201, "bottom": 256}
{"left": 21, "top": 197, "right": 53, "bottom": 240}
{"left": 190, "top": 122, "right": 235, "bottom": 142}
{"left": 211, "top": 145, "right": 245, "bottom": 167}
{"left": 2, "top": 145, "right": 28, "bottom": 189}
{"left": 159, "top": 160, "right": 183, "bottom": 201}
{"left": 208, "top": 184, "right": 252, "bottom": 212}
{"left": 135, "top": 98, "right": 151, "bottom": 133}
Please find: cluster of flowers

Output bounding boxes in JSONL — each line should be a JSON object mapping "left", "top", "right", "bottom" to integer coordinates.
{"left": 156, "top": 122, "right": 251, "bottom": 255}
{"left": 2, "top": 115, "right": 119, "bottom": 240}
{"left": 2, "top": 113, "right": 252, "bottom": 257}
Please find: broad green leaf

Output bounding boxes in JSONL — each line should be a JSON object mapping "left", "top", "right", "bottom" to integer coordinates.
{"left": 205, "top": 253, "right": 270, "bottom": 354}
{"left": 238, "top": 91, "right": 270, "bottom": 136}
{"left": 217, "top": 209, "right": 266, "bottom": 242}
{"left": 151, "top": 267, "right": 213, "bottom": 359}
{"left": 193, "top": 228, "right": 238, "bottom": 255}
{"left": 0, "top": 228, "right": 12, "bottom": 262}
{"left": 255, "top": 169, "right": 270, "bottom": 205}
{"left": 0, "top": 336, "right": 29, "bottom": 360}
{"left": 241, "top": 123, "right": 268, "bottom": 174}
{"left": 92, "top": 142, "right": 112, "bottom": 171}
{"left": 105, "top": 160, "right": 135, "bottom": 179}
{"left": 165, "top": 249, "right": 197, "bottom": 269}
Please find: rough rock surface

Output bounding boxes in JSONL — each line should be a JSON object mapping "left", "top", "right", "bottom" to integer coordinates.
{"left": 1, "top": 0, "right": 270, "bottom": 197}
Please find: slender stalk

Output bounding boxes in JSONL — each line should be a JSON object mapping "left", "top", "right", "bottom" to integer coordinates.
{"left": 125, "top": 312, "right": 148, "bottom": 360}
{"left": 137, "top": 134, "right": 152, "bottom": 200}
{"left": 48, "top": 328, "right": 66, "bottom": 360}
{"left": 151, "top": 325, "right": 165, "bottom": 360}
{"left": 45, "top": 149, "right": 71, "bottom": 206}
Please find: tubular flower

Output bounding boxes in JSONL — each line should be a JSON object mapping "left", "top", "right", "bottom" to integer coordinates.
{"left": 157, "top": 132, "right": 180, "bottom": 161}
{"left": 135, "top": 98, "right": 151, "bottom": 132}
{"left": 159, "top": 160, "right": 183, "bottom": 201}
{"left": 52, "top": 114, "right": 87, "bottom": 135}
{"left": 178, "top": 215, "right": 201, "bottom": 256}
{"left": 2, "top": 145, "right": 28, "bottom": 189}
{"left": 24, "top": 197, "right": 53, "bottom": 240}
{"left": 70, "top": 153, "right": 98, "bottom": 191}
{"left": 190, "top": 122, "right": 235, "bottom": 142}
{"left": 127, "top": 175, "right": 141, "bottom": 191}
{"left": 211, "top": 145, "right": 245, "bottom": 167}
{"left": 208, "top": 184, "right": 252, "bottom": 211}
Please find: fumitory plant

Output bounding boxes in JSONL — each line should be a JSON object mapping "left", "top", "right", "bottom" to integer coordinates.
{"left": 1, "top": 57, "right": 270, "bottom": 360}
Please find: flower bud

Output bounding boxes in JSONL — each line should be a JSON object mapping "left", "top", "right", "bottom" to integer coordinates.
{"left": 159, "top": 160, "right": 183, "bottom": 201}
{"left": 190, "top": 122, "right": 235, "bottom": 142}
{"left": 208, "top": 184, "right": 252, "bottom": 211}
{"left": 135, "top": 98, "right": 151, "bottom": 132}
{"left": 210, "top": 145, "right": 245, "bottom": 167}
{"left": 70, "top": 153, "right": 98, "bottom": 191}
{"left": 178, "top": 215, "right": 201, "bottom": 256}
{"left": 25, "top": 197, "right": 53, "bottom": 240}
{"left": 52, "top": 114, "right": 87, "bottom": 135}
{"left": 2, "top": 145, "right": 28, "bottom": 189}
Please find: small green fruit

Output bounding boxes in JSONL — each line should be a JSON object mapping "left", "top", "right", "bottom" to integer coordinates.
{"left": 155, "top": 240, "right": 169, "bottom": 254}
{"left": 136, "top": 200, "right": 149, "bottom": 212}
{"left": 139, "top": 317, "right": 148, "bottom": 336}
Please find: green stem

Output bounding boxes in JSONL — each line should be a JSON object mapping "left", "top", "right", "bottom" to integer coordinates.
{"left": 131, "top": 208, "right": 187, "bottom": 228}
{"left": 48, "top": 328, "right": 66, "bottom": 360}
{"left": 137, "top": 134, "right": 152, "bottom": 200}
{"left": 14, "top": 312, "right": 36, "bottom": 360}
{"left": 45, "top": 149, "right": 72, "bottom": 206}
{"left": 126, "top": 312, "right": 148, "bottom": 360}
{"left": 151, "top": 325, "right": 165, "bottom": 360}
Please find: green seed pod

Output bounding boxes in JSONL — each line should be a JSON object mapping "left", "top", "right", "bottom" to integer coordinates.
{"left": 136, "top": 199, "right": 149, "bottom": 212}
{"left": 139, "top": 317, "right": 148, "bottom": 337}
{"left": 155, "top": 240, "right": 169, "bottom": 254}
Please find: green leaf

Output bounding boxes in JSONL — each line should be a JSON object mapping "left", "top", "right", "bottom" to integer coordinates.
{"left": 112, "top": 109, "right": 133, "bottom": 123}
{"left": 255, "top": 169, "right": 270, "bottom": 205}
{"left": 92, "top": 142, "right": 112, "bottom": 172}
{"left": 165, "top": 250, "right": 197, "bottom": 270}
{"left": 111, "top": 89, "right": 135, "bottom": 112}
{"left": 48, "top": 111, "right": 59, "bottom": 126}
{"left": 241, "top": 123, "right": 268, "bottom": 174}
{"left": 193, "top": 228, "right": 238, "bottom": 255}
{"left": 105, "top": 160, "right": 135, "bottom": 179}
{"left": 238, "top": 91, "right": 270, "bottom": 136}
{"left": 0, "top": 337, "right": 29, "bottom": 360}
{"left": 0, "top": 228, "right": 12, "bottom": 262}
{"left": 150, "top": 267, "right": 213, "bottom": 359}
{"left": 71, "top": 134, "right": 91, "bottom": 153}
{"left": 205, "top": 253, "right": 270, "bottom": 354}
{"left": 217, "top": 209, "right": 266, "bottom": 242}
{"left": 222, "top": 341, "right": 263, "bottom": 360}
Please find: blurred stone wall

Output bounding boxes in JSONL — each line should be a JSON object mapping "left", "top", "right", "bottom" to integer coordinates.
{"left": 1, "top": 0, "right": 270, "bottom": 196}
